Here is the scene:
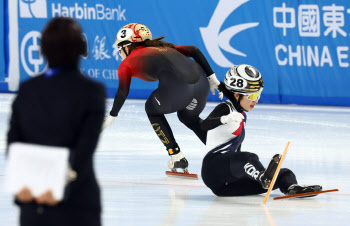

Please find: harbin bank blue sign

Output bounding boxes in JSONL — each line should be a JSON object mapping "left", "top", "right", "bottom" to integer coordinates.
{"left": 4, "top": 0, "right": 350, "bottom": 106}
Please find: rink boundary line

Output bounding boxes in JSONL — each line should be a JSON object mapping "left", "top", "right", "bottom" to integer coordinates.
{"left": 100, "top": 180, "right": 207, "bottom": 188}
{"left": 0, "top": 174, "right": 206, "bottom": 188}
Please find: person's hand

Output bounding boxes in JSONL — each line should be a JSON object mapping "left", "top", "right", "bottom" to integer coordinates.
{"left": 208, "top": 73, "right": 223, "bottom": 100}
{"left": 101, "top": 115, "right": 116, "bottom": 132}
{"left": 16, "top": 187, "right": 34, "bottom": 203}
{"left": 220, "top": 112, "right": 244, "bottom": 124}
{"left": 36, "top": 190, "right": 59, "bottom": 206}
{"left": 218, "top": 92, "right": 223, "bottom": 100}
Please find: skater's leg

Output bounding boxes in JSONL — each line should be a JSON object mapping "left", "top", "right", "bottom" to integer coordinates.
{"left": 202, "top": 150, "right": 234, "bottom": 195}
{"left": 224, "top": 152, "right": 297, "bottom": 195}
{"left": 258, "top": 155, "right": 322, "bottom": 196}
{"left": 258, "top": 154, "right": 281, "bottom": 189}
{"left": 222, "top": 168, "right": 299, "bottom": 196}
{"left": 147, "top": 113, "right": 177, "bottom": 149}
{"left": 146, "top": 113, "right": 189, "bottom": 170}
{"left": 145, "top": 90, "right": 190, "bottom": 170}
{"left": 285, "top": 184, "right": 323, "bottom": 197}
{"left": 177, "top": 110, "right": 206, "bottom": 144}
{"left": 145, "top": 75, "right": 207, "bottom": 170}
{"left": 212, "top": 168, "right": 299, "bottom": 196}
{"left": 229, "top": 152, "right": 265, "bottom": 181}
{"left": 145, "top": 89, "right": 181, "bottom": 150}
{"left": 221, "top": 152, "right": 267, "bottom": 196}
{"left": 274, "top": 169, "right": 322, "bottom": 196}
{"left": 214, "top": 179, "right": 266, "bottom": 196}
{"left": 177, "top": 74, "right": 210, "bottom": 144}
{"left": 274, "top": 168, "right": 297, "bottom": 194}
{"left": 202, "top": 151, "right": 268, "bottom": 196}
{"left": 218, "top": 157, "right": 299, "bottom": 196}
{"left": 146, "top": 73, "right": 208, "bottom": 146}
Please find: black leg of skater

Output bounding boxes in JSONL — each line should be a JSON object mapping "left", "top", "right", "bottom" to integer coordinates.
{"left": 145, "top": 91, "right": 189, "bottom": 170}
{"left": 147, "top": 114, "right": 178, "bottom": 151}
{"left": 147, "top": 114, "right": 189, "bottom": 170}
{"left": 177, "top": 74, "right": 210, "bottom": 144}
{"left": 177, "top": 111, "right": 207, "bottom": 144}
{"left": 202, "top": 151, "right": 299, "bottom": 196}
{"left": 203, "top": 152, "right": 267, "bottom": 196}
{"left": 145, "top": 90, "right": 180, "bottom": 153}
{"left": 144, "top": 72, "right": 209, "bottom": 171}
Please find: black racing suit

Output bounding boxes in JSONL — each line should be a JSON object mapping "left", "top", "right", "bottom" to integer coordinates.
{"left": 111, "top": 46, "right": 211, "bottom": 152}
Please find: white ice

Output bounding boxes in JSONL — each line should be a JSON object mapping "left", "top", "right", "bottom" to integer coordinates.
{"left": 1, "top": 93, "right": 349, "bottom": 226}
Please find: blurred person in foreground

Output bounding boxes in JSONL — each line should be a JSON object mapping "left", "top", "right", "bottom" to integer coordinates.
{"left": 7, "top": 17, "right": 105, "bottom": 226}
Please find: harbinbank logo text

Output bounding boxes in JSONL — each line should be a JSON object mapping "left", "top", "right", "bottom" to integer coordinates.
{"left": 52, "top": 3, "right": 126, "bottom": 21}
{"left": 20, "top": 1, "right": 126, "bottom": 21}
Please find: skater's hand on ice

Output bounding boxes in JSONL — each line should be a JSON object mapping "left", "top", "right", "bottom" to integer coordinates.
{"left": 220, "top": 112, "right": 244, "bottom": 124}
{"left": 208, "top": 73, "right": 223, "bottom": 100}
{"left": 101, "top": 115, "right": 116, "bottom": 132}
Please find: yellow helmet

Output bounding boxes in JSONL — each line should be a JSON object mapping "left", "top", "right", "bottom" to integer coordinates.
{"left": 115, "top": 23, "right": 152, "bottom": 46}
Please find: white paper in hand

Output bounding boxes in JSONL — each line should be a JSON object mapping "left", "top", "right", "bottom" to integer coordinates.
{"left": 4, "top": 143, "right": 69, "bottom": 201}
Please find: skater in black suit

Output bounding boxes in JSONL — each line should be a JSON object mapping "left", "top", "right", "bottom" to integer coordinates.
{"left": 201, "top": 64, "right": 322, "bottom": 197}
{"left": 101, "top": 23, "right": 223, "bottom": 172}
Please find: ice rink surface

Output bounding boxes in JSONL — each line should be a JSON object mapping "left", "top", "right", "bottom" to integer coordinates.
{"left": 0, "top": 93, "right": 349, "bottom": 226}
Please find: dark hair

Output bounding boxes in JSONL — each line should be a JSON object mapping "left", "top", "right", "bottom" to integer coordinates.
{"left": 143, "top": 36, "right": 176, "bottom": 49}
{"left": 41, "top": 17, "right": 85, "bottom": 68}
{"left": 119, "top": 35, "right": 176, "bottom": 54}
{"left": 218, "top": 82, "right": 236, "bottom": 100}
{"left": 218, "top": 82, "right": 244, "bottom": 112}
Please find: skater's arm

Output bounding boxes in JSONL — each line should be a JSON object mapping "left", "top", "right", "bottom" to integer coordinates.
{"left": 201, "top": 103, "right": 231, "bottom": 131}
{"left": 175, "top": 46, "right": 214, "bottom": 77}
{"left": 110, "top": 64, "right": 132, "bottom": 117}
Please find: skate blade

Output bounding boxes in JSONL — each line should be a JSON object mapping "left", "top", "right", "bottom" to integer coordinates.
{"left": 273, "top": 189, "right": 339, "bottom": 200}
{"left": 166, "top": 169, "right": 198, "bottom": 179}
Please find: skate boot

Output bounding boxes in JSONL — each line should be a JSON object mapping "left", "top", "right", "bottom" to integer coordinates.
{"left": 166, "top": 148, "right": 197, "bottom": 179}
{"left": 168, "top": 151, "right": 188, "bottom": 170}
{"left": 286, "top": 184, "right": 323, "bottom": 198}
{"left": 258, "top": 154, "right": 281, "bottom": 189}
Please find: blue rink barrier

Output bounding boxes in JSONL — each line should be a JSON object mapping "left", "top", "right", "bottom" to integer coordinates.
{"left": 2, "top": 0, "right": 350, "bottom": 106}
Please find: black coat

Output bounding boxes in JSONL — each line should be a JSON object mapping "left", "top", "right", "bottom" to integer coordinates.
{"left": 7, "top": 69, "right": 105, "bottom": 224}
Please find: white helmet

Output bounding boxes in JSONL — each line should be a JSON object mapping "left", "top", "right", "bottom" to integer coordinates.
{"left": 115, "top": 23, "right": 152, "bottom": 46}
{"left": 224, "top": 64, "right": 264, "bottom": 95}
